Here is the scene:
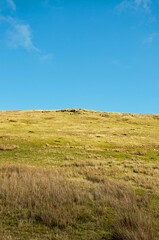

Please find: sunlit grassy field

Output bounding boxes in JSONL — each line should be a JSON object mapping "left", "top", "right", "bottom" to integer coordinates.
{"left": 0, "top": 109, "right": 159, "bottom": 240}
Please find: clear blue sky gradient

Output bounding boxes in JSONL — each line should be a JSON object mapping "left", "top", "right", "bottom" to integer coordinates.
{"left": 0, "top": 0, "right": 159, "bottom": 113}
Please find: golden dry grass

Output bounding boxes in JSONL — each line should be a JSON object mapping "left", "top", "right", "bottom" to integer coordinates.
{"left": 0, "top": 165, "right": 154, "bottom": 240}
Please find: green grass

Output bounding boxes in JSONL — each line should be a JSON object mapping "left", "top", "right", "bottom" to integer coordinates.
{"left": 0, "top": 109, "right": 158, "bottom": 239}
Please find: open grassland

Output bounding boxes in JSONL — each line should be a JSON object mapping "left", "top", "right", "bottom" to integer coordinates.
{"left": 0, "top": 109, "right": 158, "bottom": 240}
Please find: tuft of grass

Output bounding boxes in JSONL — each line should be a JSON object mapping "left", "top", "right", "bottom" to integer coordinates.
{"left": 112, "top": 211, "right": 153, "bottom": 240}
{"left": 0, "top": 165, "right": 154, "bottom": 240}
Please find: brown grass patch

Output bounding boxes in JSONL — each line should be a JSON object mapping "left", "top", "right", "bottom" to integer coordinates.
{"left": 0, "top": 145, "right": 19, "bottom": 151}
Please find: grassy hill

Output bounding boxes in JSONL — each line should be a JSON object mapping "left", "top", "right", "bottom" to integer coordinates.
{"left": 0, "top": 109, "right": 158, "bottom": 240}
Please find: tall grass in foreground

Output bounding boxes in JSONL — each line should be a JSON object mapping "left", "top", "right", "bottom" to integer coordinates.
{"left": 0, "top": 165, "right": 153, "bottom": 240}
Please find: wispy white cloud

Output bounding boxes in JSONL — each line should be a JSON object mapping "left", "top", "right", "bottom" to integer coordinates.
{"left": 143, "top": 33, "right": 158, "bottom": 44}
{"left": 40, "top": 53, "right": 53, "bottom": 62}
{"left": 0, "top": 0, "right": 52, "bottom": 60}
{"left": 116, "top": 1, "right": 135, "bottom": 13}
{"left": 116, "top": 0, "right": 152, "bottom": 13}
{"left": 6, "top": 0, "right": 16, "bottom": 10}
{"left": 7, "top": 22, "right": 40, "bottom": 51}
{"left": 142, "top": 0, "right": 151, "bottom": 12}
{"left": 0, "top": 16, "right": 39, "bottom": 52}
{"left": 0, "top": 1, "right": 40, "bottom": 52}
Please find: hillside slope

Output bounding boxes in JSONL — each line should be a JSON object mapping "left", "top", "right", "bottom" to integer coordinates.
{"left": 0, "top": 109, "right": 158, "bottom": 240}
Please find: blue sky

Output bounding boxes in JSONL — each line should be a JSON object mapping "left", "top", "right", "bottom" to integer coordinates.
{"left": 0, "top": 0, "right": 159, "bottom": 113}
